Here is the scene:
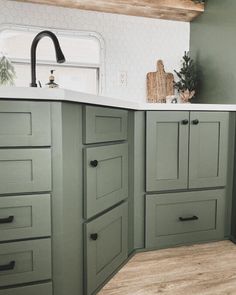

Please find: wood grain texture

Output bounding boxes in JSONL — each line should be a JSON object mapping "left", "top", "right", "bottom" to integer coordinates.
{"left": 147, "top": 60, "right": 174, "bottom": 103}
{"left": 13, "top": 0, "right": 204, "bottom": 22}
{"left": 99, "top": 241, "right": 236, "bottom": 295}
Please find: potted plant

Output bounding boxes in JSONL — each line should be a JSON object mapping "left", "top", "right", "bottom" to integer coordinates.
{"left": 174, "top": 51, "right": 197, "bottom": 103}
{"left": 0, "top": 54, "right": 16, "bottom": 86}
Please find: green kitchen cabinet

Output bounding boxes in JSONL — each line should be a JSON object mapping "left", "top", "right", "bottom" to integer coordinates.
{"left": 83, "top": 106, "right": 128, "bottom": 144}
{"left": 0, "top": 194, "right": 51, "bottom": 242}
{"left": 0, "top": 283, "right": 52, "bottom": 295}
{"left": 0, "top": 238, "right": 51, "bottom": 287}
{"left": 189, "top": 112, "right": 229, "bottom": 189}
{"left": 146, "top": 190, "right": 225, "bottom": 249}
{"left": 0, "top": 148, "right": 51, "bottom": 195}
{"left": 146, "top": 111, "right": 189, "bottom": 191}
{"left": 84, "top": 202, "right": 128, "bottom": 295}
{"left": 0, "top": 101, "right": 51, "bottom": 147}
{"left": 84, "top": 143, "right": 128, "bottom": 218}
{"left": 146, "top": 111, "right": 229, "bottom": 192}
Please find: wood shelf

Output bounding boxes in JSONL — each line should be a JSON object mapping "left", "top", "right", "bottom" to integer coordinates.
{"left": 14, "top": 0, "right": 204, "bottom": 22}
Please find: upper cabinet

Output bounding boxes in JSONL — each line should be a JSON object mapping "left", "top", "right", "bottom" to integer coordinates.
{"left": 146, "top": 111, "right": 229, "bottom": 192}
{"left": 14, "top": 0, "right": 205, "bottom": 22}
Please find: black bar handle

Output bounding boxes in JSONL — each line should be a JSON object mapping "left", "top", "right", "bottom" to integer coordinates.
{"left": 0, "top": 261, "right": 15, "bottom": 272}
{"left": 90, "top": 160, "right": 98, "bottom": 167}
{"left": 90, "top": 233, "right": 98, "bottom": 241}
{"left": 192, "top": 119, "right": 199, "bottom": 125}
{"left": 179, "top": 216, "right": 199, "bottom": 222}
{"left": 0, "top": 216, "right": 14, "bottom": 224}
{"left": 181, "top": 119, "right": 189, "bottom": 125}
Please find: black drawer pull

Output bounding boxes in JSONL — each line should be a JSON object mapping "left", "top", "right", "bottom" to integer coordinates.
{"left": 181, "top": 119, "right": 189, "bottom": 125}
{"left": 0, "top": 216, "right": 14, "bottom": 224}
{"left": 90, "top": 160, "right": 98, "bottom": 167}
{"left": 90, "top": 233, "right": 98, "bottom": 241}
{"left": 179, "top": 216, "right": 199, "bottom": 222}
{"left": 0, "top": 261, "right": 15, "bottom": 272}
{"left": 192, "top": 119, "right": 199, "bottom": 125}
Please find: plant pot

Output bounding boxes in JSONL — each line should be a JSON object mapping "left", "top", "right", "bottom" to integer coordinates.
{"left": 179, "top": 89, "right": 195, "bottom": 103}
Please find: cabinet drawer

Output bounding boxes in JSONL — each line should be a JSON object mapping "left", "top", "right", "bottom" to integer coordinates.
{"left": 0, "top": 238, "right": 51, "bottom": 287}
{"left": 84, "top": 143, "right": 128, "bottom": 218}
{"left": 0, "top": 282, "right": 52, "bottom": 295}
{"left": 83, "top": 106, "right": 128, "bottom": 144}
{"left": 0, "top": 194, "right": 51, "bottom": 242}
{"left": 0, "top": 101, "right": 51, "bottom": 147}
{"left": 0, "top": 148, "right": 51, "bottom": 194}
{"left": 85, "top": 202, "right": 128, "bottom": 295}
{"left": 146, "top": 190, "right": 225, "bottom": 249}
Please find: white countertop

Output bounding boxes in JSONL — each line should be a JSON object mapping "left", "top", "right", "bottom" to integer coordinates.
{"left": 0, "top": 87, "right": 236, "bottom": 111}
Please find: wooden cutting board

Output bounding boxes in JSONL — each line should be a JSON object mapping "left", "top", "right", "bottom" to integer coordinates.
{"left": 147, "top": 60, "right": 175, "bottom": 103}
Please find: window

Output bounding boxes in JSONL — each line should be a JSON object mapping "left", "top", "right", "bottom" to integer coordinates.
{"left": 0, "top": 24, "right": 105, "bottom": 94}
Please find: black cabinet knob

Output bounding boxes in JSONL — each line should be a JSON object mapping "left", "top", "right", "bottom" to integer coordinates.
{"left": 181, "top": 119, "right": 189, "bottom": 125}
{"left": 90, "top": 233, "right": 98, "bottom": 241}
{"left": 90, "top": 160, "right": 98, "bottom": 167}
{"left": 192, "top": 119, "right": 199, "bottom": 125}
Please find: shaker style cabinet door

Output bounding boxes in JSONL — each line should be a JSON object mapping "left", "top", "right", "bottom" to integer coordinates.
{"left": 146, "top": 111, "right": 189, "bottom": 192}
{"left": 83, "top": 106, "right": 128, "bottom": 144}
{"left": 0, "top": 148, "right": 51, "bottom": 194}
{"left": 84, "top": 143, "right": 128, "bottom": 218}
{"left": 85, "top": 202, "right": 128, "bottom": 295}
{"left": 189, "top": 112, "right": 229, "bottom": 189}
{"left": 0, "top": 194, "right": 51, "bottom": 242}
{"left": 0, "top": 101, "right": 51, "bottom": 147}
{"left": 0, "top": 239, "right": 51, "bottom": 287}
{"left": 145, "top": 190, "right": 225, "bottom": 249}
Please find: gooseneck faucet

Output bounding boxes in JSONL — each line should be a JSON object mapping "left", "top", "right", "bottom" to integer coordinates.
{"left": 30, "top": 30, "right": 65, "bottom": 87}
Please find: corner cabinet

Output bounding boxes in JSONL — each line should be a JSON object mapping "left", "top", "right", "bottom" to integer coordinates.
{"left": 146, "top": 111, "right": 229, "bottom": 192}
{"left": 145, "top": 110, "right": 231, "bottom": 250}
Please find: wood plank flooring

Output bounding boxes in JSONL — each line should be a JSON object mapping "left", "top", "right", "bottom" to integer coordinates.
{"left": 98, "top": 241, "right": 236, "bottom": 295}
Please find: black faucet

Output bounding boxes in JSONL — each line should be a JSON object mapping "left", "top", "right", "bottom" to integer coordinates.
{"left": 30, "top": 30, "right": 65, "bottom": 87}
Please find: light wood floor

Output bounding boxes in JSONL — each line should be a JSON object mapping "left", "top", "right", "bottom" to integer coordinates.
{"left": 98, "top": 241, "right": 236, "bottom": 295}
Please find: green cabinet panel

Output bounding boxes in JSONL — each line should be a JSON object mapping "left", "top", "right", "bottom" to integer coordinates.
{"left": 0, "top": 194, "right": 51, "bottom": 242}
{"left": 0, "top": 101, "right": 51, "bottom": 147}
{"left": 146, "top": 111, "right": 189, "bottom": 191}
{"left": 146, "top": 190, "right": 225, "bottom": 249}
{"left": 189, "top": 112, "right": 229, "bottom": 188}
{"left": 84, "top": 143, "right": 128, "bottom": 218}
{"left": 0, "top": 283, "right": 52, "bottom": 295}
{"left": 0, "top": 238, "right": 51, "bottom": 287}
{"left": 0, "top": 148, "right": 51, "bottom": 194}
{"left": 83, "top": 106, "right": 128, "bottom": 144}
{"left": 85, "top": 202, "right": 128, "bottom": 295}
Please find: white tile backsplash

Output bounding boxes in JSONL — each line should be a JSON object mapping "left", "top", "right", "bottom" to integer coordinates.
{"left": 0, "top": 0, "right": 190, "bottom": 103}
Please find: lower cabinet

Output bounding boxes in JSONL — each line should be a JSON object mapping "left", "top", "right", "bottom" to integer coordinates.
{"left": 0, "top": 238, "right": 51, "bottom": 287}
{"left": 84, "top": 202, "right": 128, "bottom": 295}
{"left": 0, "top": 282, "right": 52, "bottom": 295}
{"left": 146, "top": 190, "right": 225, "bottom": 249}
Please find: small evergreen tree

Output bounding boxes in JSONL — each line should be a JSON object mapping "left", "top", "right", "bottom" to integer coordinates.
{"left": 0, "top": 55, "right": 16, "bottom": 86}
{"left": 174, "top": 51, "right": 197, "bottom": 95}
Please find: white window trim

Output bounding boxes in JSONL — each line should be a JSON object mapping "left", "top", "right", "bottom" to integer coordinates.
{"left": 0, "top": 23, "right": 106, "bottom": 94}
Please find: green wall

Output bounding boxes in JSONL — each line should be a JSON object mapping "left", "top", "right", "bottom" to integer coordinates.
{"left": 190, "top": 0, "right": 236, "bottom": 104}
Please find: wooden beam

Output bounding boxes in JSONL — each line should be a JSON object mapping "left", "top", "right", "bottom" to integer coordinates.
{"left": 13, "top": 0, "right": 204, "bottom": 22}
